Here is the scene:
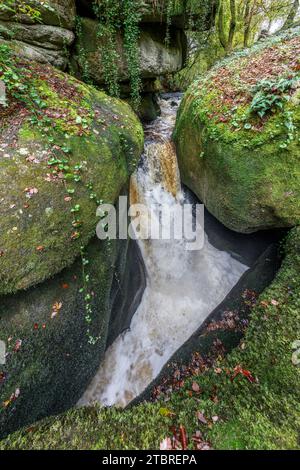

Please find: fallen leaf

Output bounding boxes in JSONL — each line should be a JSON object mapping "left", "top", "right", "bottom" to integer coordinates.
{"left": 192, "top": 382, "right": 201, "bottom": 393}
{"left": 13, "top": 339, "right": 22, "bottom": 352}
{"left": 179, "top": 425, "right": 188, "bottom": 450}
{"left": 160, "top": 437, "right": 172, "bottom": 450}
{"left": 196, "top": 411, "right": 208, "bottom": 425}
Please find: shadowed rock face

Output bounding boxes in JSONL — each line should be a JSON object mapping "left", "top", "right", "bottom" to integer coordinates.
{"left": 0, "top": 0, "right": 76, "bottom": 29}
{"left": 0, "top": 236, "right": 146, "bottom": 440}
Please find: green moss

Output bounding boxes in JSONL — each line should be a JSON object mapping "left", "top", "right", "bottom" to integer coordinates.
{"left": 0, "top": 236, "right": 119, "bottom": 439}
{"left": 174, "top": 28, "right": 300, "bottom": 233}
{"left": 1, "top": 228, "right": 299, "bottom": 450}
{"left": 0, "top": 61, "right": 143, "bottom": 295}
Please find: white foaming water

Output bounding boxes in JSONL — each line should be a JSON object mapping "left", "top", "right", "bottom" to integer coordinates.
{"left": 78, "top": 95, "right": 248, "bottom": 408}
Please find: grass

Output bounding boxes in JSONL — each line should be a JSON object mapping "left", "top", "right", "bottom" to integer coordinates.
{"left": 1, "top": 227, "right": 299, "bottom": 450}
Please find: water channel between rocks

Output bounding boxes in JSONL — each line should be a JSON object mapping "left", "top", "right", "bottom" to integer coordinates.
{"left": 78, "top": 94, "right": 248, "bottom": 407}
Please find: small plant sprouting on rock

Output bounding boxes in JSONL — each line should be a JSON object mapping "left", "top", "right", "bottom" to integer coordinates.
{"left": 250, "top": 75, "right": 299, "bottom": 119}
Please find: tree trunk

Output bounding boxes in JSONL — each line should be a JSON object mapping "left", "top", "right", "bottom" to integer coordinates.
{"left": 218, "top": 0, "right": 236, "bottom": 53}
{"left": 227, "top": 0, "right": 237, "bottom": 52}
{"left": 282, "top": 0, "right": 299, "bottom": 30}
{"left": 218, "top": 0, "right": 228, "bottom": 50}
{"left": 244, "top": 0, "right": 257, "bottom": 48}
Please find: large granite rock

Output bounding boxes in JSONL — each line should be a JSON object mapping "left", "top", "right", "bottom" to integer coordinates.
{"left": 72, "top": 18, "right": 186, "bottom": 85}
{"left": 0, "top": 54, "right": 143, "bottom": 295}
{"left": 77, "top": 0, "right": 217, "bottom": 30}
{"left": 0, "top": 234, "right": 146, "bottom": 439}
{"left": 174, "top": 28, "right": 300, "bottom": 233}
{"left": 0, "top": 0, "right": 76, "bottom": 29}
{"left": 0, "top": 1, "right": 76, "bottom": 69}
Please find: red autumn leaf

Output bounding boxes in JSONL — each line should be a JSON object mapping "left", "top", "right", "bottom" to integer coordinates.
{"left": 241, "top": 369, "right": 256, "bottom": 383}
{"left": 179, "top": 425, "right": 188, "bottom": 451}
{"left": 231, "top": 365, "right": 256, "bottom": 383}
{"left": 13, "top": 339, "right": 22, "bottom": 352}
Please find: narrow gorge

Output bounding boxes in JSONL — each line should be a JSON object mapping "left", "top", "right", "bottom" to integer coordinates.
{"left": 0, "top": 0, "right": 299, "bottom": 452}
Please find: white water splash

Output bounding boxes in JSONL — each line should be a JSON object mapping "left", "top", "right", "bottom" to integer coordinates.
{"left": 78, "top": 95, "right": 247, "bottom": 408}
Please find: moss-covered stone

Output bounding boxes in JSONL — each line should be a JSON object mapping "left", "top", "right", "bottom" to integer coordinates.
{"left": 0, "top": 229, "right": 145, "bottom": 440}
{"left": 174, "top": 28, "right": 300, "bottom": 233}
{"left": 0, "top": 58, "right": 143, "bottom": 295}
{"left": 76, "top": 0, "right": 216, "bottom": 30}
{"left": 72, "top": 19, "right": 186, "bottom": 86}
{"left": 0, "top": 0, "right": 76, "bottom": 29}
{"left": 1, "top": 227, "right": 299, "bottom": 450}
{"left": 0, "top": 236, "right": 115, "bottom": 438}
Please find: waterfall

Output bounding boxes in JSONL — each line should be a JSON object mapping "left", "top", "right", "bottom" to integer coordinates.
{"left": 78, "top": 95, "right": 247, "bottom": 408}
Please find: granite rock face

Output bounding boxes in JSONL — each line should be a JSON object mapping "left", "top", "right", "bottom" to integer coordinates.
{"left": 71, "top": 18, "right": 186, "bottom": 86}
{"left": 0, "top": 1, "right": 76, "bottom": 69}
{"left": 174, "top": 28, "right": 300, "bottom": 233}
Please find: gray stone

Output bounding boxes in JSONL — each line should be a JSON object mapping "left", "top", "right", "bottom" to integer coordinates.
{"left": 0, "top": 38, "right": 68, "bottom": 69}
{"left": 72, "top": 18, "right": 186, "bottom": 85}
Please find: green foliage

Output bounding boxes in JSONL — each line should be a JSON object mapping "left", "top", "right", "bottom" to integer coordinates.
{"left": 92, "top": 0, "right": 142, "bottom": 108}
{"left": 0, "top": 43, "right": 47, "bottom": 117}
{"left": 2, "top": 228, "right": 299, "bottom": 450}
{"left": 0, "top": 0, "right": 54, "bottom": 22}
{"left": 123, "top": 0, "right": 142, "bottom": 108}
{"left": 75, "top": 16, "right": 92, "bottom": 84}
{"left": 250, "top": 75, "right": 299, "bottom": 118}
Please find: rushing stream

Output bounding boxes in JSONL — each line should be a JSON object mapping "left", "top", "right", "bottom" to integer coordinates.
{"left": 78, "top": 94, "right": 248, "bottom": 408}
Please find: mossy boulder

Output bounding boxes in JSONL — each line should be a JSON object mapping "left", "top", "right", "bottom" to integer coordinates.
{"left": 76, "top": 0, "right": 217, "bottom": 30}
{"left": 0, "top": 22, "right": 75, "bottom": 69}
{"left": 72, "top": 19, "right": 186, "bottom": 86}
{"left": 0, "top": 233, "right": 145, "bottom": 439}
{"left": 174, "top": 28, "right": 300, "bottom": 233}
{"left": 0, "top": 0, "right": 76, "bottom": 29}
{"left": 0, "top": 56, "right": 143, "bottom": 295}
{"left": 1, "top": 227, "right": 299, "bottom": 450}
